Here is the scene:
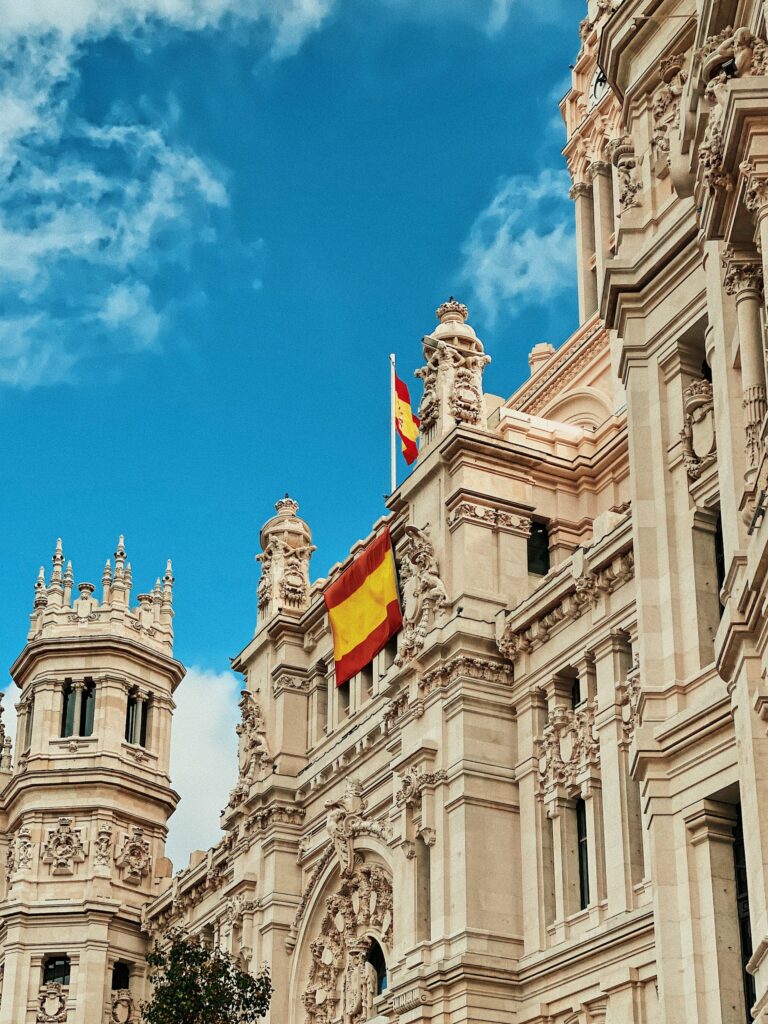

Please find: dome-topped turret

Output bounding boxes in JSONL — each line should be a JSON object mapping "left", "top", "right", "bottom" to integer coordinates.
{"left": 256, "top": 497, "right": 316, "bottom": 623}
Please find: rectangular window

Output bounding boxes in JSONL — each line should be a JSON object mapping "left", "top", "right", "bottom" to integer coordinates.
{"left": 715, "top": 512, "right": 726, "bottom": 618}
{"left": 125, "top": 696, "right": 136, "bottom": 744}
{"left": 24, "top": 696, "right": 34, "bottom": 750}
{"left": 61, "top": 681, "right": 76, "bottom": 738}
{"left": 43, "top": 956, "right": 71, "bottom": 986}
{"left": 528, "top": 522, "right": 550, "bottom": 575}
{"left": 576, "top": 798, "right": 590, "bottom": 910}
{"left": 139, "top": 700, "right": 148, "bottom": 748}
{"left": 361, "top": 662, "right": 374, "bottom": 701}
{"left": 79, "top": 681, "right": 95, "bottom": 737}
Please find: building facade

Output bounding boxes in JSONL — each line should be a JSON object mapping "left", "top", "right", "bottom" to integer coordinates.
{"left": 3, "top": 0, "right": 768, "bottom": 1021}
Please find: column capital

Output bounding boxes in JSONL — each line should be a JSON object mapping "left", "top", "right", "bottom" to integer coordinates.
{"left": 587, "top": 159, "right": 612, "bottom": 181}
{"left": 723, "top": 248, "right": 763, "bottom": 296}
{"left": 569, "top": 180, "right": 593, "bottom": 201}
{"left": 743, "top": 167, "right": 768, "bottom": 218}
{"left": 684, "top": 799, "right": 737, "bottom": 846}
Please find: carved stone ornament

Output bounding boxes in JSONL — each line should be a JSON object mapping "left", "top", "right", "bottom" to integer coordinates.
{"left": 537, "top": 700, "right": 600, "bottom": 795}
{"left": 607, "top": 135, "right": 642, "bottom": 212}
{"left": 220, "top": 893, "right": 258, "bottom": 933}
{"left": 9, "top": 824, "right": 35, "bottom": 877}
{"left": 116, "top": 826, "right": 151, "bottom": 885}
{"left": 42, "top": 817, "right": 86, "bottom": 875}
{"left": 498, "top": 546, "right": 634, "bottom": 660}
{"left": 37, "top": 983, "right": 67, "bottom": 1024}
{"left": 395, "top": 767, "right": 447, "bottom": 808}
{"left": 446, "top": 501, "right": 531, "bottom": 535}
{"left": 325, "top": 779, "right": 390, "bottom": 877}
{"left": 228, "top": 691, "right": 271, "bottom": 808}
{"left": 302, "top": 864, "right": 393, "bottom": 1024}
{"left": 415, "top": 299, "right": 490, "bottom": 436}
{"left": 256, "top": 497, "right": 316, "bottom": 619}
{"left": 110, "top": 990, "right": 135, "bottom": 1024}
{"left": 680, "top": 379, "right": 716, "bottom": 480}
{"left": 652, "top": 53, "right": 687, "bottom": 163}
{"left": 394, "top": 525, "right": 448, "bottom": 665}
{"left": 616, "top": 654, "right": 641, "bottom": 742}
{"left": 94, "top": 823, "right": 113, "bottom": 867}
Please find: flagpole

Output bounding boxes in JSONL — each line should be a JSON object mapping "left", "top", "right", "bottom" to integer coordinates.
{"left": 389, "top": 353, "right": 397, "bottom": 495}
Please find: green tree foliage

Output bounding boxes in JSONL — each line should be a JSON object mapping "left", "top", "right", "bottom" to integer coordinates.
{"left": 141, "top": 929, "right": 272, "bottom": 1024}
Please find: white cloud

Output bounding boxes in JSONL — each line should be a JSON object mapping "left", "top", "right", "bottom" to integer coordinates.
{"left": 460, "top": 168, "right": 576, "bottom": 325}
{"left": 0, "top": 0, "right": 335, "bottom": 388}
{"left": 166, "top": 666, "right": 241, "bottom": 870}
{"left": 98, "top": 281, "right": 163, "bottom": 349}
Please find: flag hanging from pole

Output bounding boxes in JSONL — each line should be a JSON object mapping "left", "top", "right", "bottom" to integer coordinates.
{"left": 324, "top": 527, "right": 402, "bottom": 686}
{"left": 394, "top": 373, "right": 420, "bottom": 465}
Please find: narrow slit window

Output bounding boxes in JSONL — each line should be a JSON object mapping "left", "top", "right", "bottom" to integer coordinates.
{"left": 528, "top": 522, "right": 550, "bottom": 575}
{"left": 576, "top": 798, "right": 590, "bottom": 910}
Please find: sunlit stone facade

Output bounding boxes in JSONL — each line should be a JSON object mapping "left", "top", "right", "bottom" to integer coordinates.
{"left": 4, "top": 0, "right": 768, "bottom": 1021}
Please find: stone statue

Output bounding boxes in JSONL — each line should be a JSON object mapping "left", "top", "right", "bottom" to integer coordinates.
{"left": 395, "top": 525, "right": 448, "bottom": 665}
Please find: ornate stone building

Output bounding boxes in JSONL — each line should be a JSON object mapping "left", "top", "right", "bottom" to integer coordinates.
{"left": 3, "top": 0, "right": 768, "bottom": 1021}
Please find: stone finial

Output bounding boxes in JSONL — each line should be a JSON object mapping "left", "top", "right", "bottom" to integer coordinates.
{"left": 33, "top": 567, "right": 48, "bottom": 609}
{"left": 51, "top": 538, "right": 64, "bottom": 583}
{"left": 256, "top": 497, "right": 315, "bottom": 623}
{"left": 436, "top": 297, "right": 469, "bottom": 323}
{"left": 101, "top": 559, "right": 112, "bottom": 604}
{"left": 275, "top": 494, "right": 300, "bottom": 517}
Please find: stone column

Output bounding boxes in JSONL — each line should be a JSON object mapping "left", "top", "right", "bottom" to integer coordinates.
{"left": 132, "top": 692, "right": 147, "bottom": 745}
{"left": 684, "top": 800, "right": 745, "bottom": 1024}
{"left": 548, "top": 796, "right": 580, "bottom": 928}
{"left": 723, "top": 251, "right": 767, "bottom": 484}
{"left": 570, "top": 180, "right": 598, "bottom": 321}
{"left": 589, "top": 160, "right": 614, "bottom": 301}
{"left": 71, "top": 681, "right": 84, "bottom": 738}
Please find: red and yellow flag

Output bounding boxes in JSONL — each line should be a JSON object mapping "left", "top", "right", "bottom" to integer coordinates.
{"left": 324, "top": 527, "right": 402, "bottom": 686}
{"left": 394, "top": 373, "right": 419, "bottom": 465}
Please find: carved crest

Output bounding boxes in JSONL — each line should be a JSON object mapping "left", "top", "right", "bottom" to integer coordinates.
{"left": 116, "top": 827, "right": 151, "bottom": 885}
{"left": 42, "top": 818, "right": 86, "bottom": 875}
{"left": 110, "top": 990, "right": 134, "bottom": 1024}
{"left": 537, "top": 700, "right": 600, "bottom": 795}
{"left": 37, "top": 983, "right": 67, "bottom": 1023}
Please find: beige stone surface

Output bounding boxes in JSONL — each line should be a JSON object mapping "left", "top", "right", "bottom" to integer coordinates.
{"left": 5, "top": 1, "right": 768, "bottom": 1022}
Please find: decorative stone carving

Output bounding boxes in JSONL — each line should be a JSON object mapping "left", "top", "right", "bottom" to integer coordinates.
{"left": 109, "top": 990, "right": 135, "bottom": 1024}
{"left": 37, "top": 983, "right": 67, "bottom": 1023}
{"left": 395, "top": 767, "right": 448, "bottom": 808}
{"left": 395, "top": 525, "right": 448, "bottom": 665}
{"left": 680, "top": 379, "right": 716, "bottom": 480}
{"left": 699, "top": 25, "right": 768, "bottom": 80}
{"left": 652, "top": 53, "right": 687, "bottom": 162}
{"left": 498, "top": 545, "right": 634, "bottom": 661}
{"left": 446, "top": 501, "right": 531, "bottom": 534}
{"left": 325, "top": 779, "right": 390, "bottom": 877}
{"left": 607, "top": 135, "right": 642, "bottom": 212}
{"left": 15, "top": 825, "right": 33, "bottom": 872}
{"left": 228, "top": 691, "right": 271, "bottom": 808}
{"left": 257, "top": 497, "right": 315, "bottom": 620}
{"left": 616, "top": 654, "right": 641, "bottom": 742}
{"left": 116, "top": 827, "right": 151, "bottom": 885}
{"left": 42, "top": 817, "right": 86, "bottom": 875}
{"left": 302, "top": 864, "right": 393, "bottom": 1024}
{"left": 537, "top": 700, "right": 600, "bottom": 795}
{"left": 419, "top": 655, "right": 513, "bottom": 695}
{"left": 220, "top": 893, "right": 258, "bottom": 934}
{"left": 415, "top": 298, "right": 491, "bottom": 442}
{"left": 94, "top": 823, "right": 113, "bottom": 868}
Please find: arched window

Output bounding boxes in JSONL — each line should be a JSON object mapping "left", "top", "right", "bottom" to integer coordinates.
{"left": 366, "top": 939, "right": 387, "bottom": 995}
{"left": 43, "top": 955, "right": 70, "bottom": 986}
{"left": 111, "top": 961, "right": 130, "bottom": 990}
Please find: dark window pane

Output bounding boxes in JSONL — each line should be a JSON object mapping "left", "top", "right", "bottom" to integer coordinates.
{"left": 139, "top": 700, "right": 148, "bottom": 748}
{"left": 111, "top": 961, "right": 130, "bottom": 990}
{"left": 528, "top": 523, "right": 550, "bottom": 575}
{"left": 571, "top": 677, "right": 582, "bottom": 708}
{"left": 61, "top": 684, "right": 75, "bottom": 739}
{"left": 43, "top": 956, "right": 70, "bottom": 986}
{"left": 734, "top": 807, "right": 755, "bottom": 1022}
{"left": 80, "top": 683, "right": 95, "bottom": 737}
{"left": 576, "top": 799, "right": 590, "bottom": 910}
{"left": 125, "top": 696, "right": 136, "bottom": 743}
{"left": 366, "top": 939, "right": 387, "bottom": 995}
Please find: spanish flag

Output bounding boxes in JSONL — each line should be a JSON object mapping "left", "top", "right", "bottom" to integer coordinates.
{"left": 394, "top": 373, "right": 420, "bottom": 465}
{"left": 324, "top": 527, "right": 402, "bottom": 686}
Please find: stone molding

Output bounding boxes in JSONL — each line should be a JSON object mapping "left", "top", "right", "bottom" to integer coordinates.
{"left": 446, "top": 501, "right": 532, "bottom": 535}
{"left": 498, "top": 539, "right": 634, "bottom": 661}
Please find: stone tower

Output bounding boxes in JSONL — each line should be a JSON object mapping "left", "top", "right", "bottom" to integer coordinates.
{"left": 0, "top": 537, "right": 184, "bottom": 1024}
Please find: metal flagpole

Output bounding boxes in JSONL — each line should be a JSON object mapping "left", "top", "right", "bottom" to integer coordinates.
{"left": 390, "top": 353, "right": 397, "bottom": 495}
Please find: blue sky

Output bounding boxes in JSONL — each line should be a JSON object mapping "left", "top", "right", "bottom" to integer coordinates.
{"left": 0, "top": 0, "right": 579, "bottom": 864}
